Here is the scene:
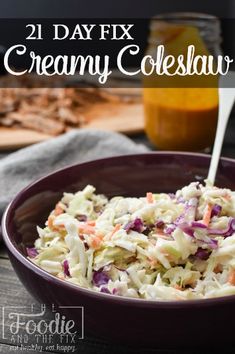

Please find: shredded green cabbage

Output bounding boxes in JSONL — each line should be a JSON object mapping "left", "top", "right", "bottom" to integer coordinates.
{"left": 29, "top": 182, "right": 235, "bottom": 301}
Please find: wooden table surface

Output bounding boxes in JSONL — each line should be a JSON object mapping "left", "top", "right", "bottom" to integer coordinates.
{"left": 1, "top": 121, "right": 235, "bottom": 354}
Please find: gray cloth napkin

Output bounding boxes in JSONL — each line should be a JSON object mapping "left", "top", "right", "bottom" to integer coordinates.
{"left": 0, "top": 129, "right": 148, "bottom": 216}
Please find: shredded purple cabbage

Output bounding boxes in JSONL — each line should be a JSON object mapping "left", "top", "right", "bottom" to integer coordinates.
{"left": 124, "top": 218, "right": 145, "bottom": 233}
{"left": 191, "top": 222, "right": 207, "bottom": 229}
{"left": 178, "top": 222, "right": 218, "bottom": 249}
{"left": 100, "top": 287, "right": 117, "bottom": 295}
{"left": 176, "top": 196, "right": 185, "bottom": 204}
{"left": 164, "top": 224, "right": 176, "bottom": 235}
{"left": 100, "top": 287, "right": 111, "bottom": 294}
{"left": 175, "top": 198, "right": 198, "bottom": 226}
{"left": 208, "top": 218, "right": 235, "bottom": 237}
{"left": 195, "top": 248, "right": 210, "bottom": 260}
{"left": 26, "top": 247, "right": 38, "bottom": 258}
{"left": 63, "top": 260, "right": 70, "bottom": 277}
{"left": 92, "top": 269, "right": 110, "bottom": 287}
{"left": 175, "top": 213, "right": 185, "bottom": 226}
{"left": 155, "top": 220, "right": 165, "bottom": 228}
{"left": 207, "top": 238, "right": 218, "bottom": 249}
{"left": 165, "top": 220, "right": 206, "bottom": 236}
{"left": 211, "top": 204, "right": 222, "bottom": 218}
{"left": 196, "top": 238, "right": 218, "bottom": 250}
{"left": 178, "top": 223, "right": 195, "bottom": 237}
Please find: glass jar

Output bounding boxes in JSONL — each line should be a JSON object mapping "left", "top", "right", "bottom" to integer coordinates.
{"left": 143, "top": 13, "right": 222, "bottom": 151}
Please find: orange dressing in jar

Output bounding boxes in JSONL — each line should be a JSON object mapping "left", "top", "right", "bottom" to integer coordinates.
{"left": 144, "top": 87, "right": 218, "bottom": 151}
{"left": 144, "top": 14, "right": 221, "bottom": 151}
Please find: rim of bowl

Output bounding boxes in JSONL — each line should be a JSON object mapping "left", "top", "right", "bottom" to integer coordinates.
{"left": 3, "top": 151, "right": 235, "bottom": 308}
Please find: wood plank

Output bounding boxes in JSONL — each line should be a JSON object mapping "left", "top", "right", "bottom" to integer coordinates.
{"left": 86, "top": 103, "right": 144, "bottom": 134}
{"left": 0, "top": 129, "right": 51, "bottom": 150}
{"left": 0, "top": 102, "right": 144, "bottom": 150}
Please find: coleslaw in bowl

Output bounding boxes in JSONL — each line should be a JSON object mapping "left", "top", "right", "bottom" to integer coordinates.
{"left": 4, "top": 152, "right": 235, "bottom": 347}
{"left": 28, "top": 181, "right": 235, "bottom": 301}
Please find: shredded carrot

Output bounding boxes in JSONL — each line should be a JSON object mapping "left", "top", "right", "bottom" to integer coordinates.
{"left": 228, "top": 270, "right": 235, "bottom": 285}
{"left": 109, "top": 224, "right": 121, "bottom": 239}
{"left": 90, "top": 236, "right": 103, "bottom": 249}
{"left": 90, "top": 231, "right": 104, "bottom": 249}
{"left": 146, "top": 192, "right": 154, "bottom": 204}
{"left": 202, "top": 203, "right": 213, "bottom": 226}
{"left": 78, "top": 224, "right": 96, "bottom": 235}
{"left": 87, "top": 220, "right": 96, "bottom": 226}
{"left": 48, "top": 215, "right": 54, "bottom": 229}
{"left": 96, "top": 231, "right": 104, "bottom": 239}
{"left": 54, "top": 203, "right": 64, "bottom": 216}
{"left": 47, "top": 215, "right": 64, "bottom": 232}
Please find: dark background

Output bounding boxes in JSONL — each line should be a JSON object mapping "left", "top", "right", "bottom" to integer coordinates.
{"left": 0, "top": 0, "right": 234, "bottom": 59}
{"left": 0, "top": 0, "right": 234, "bottom": 18}
{"left": 0, "top": 0, "right": 233, "bottom": 90}
{"left": 0, "top": 0, "right": 234, "bottom": 83}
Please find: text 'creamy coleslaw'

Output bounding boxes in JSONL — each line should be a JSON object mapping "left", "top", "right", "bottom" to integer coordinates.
{"left": 27, "top": 182, "right": 235, "bottom": 301}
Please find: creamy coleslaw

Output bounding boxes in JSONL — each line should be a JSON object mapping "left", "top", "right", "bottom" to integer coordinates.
{"left": 27, "top": 182, "right": 235, "bottom": 300}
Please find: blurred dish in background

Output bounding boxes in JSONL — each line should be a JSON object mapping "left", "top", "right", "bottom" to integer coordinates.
{"left": 144, "top": 13, "right": 221, "bottom": 151}
{"left": 0, "top": 75, "right": 144, "bottom": 150}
